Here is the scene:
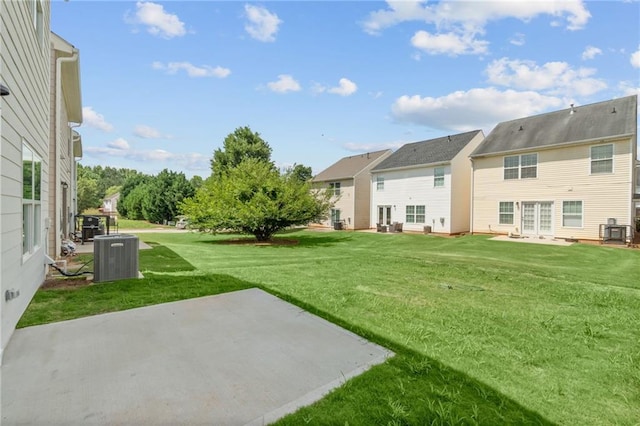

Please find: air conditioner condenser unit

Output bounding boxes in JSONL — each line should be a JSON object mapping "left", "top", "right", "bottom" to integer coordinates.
{"left": 93, "top": 234, "right": 139, "bottom": 283}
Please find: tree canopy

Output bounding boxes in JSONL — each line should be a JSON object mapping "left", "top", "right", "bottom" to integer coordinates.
{"left": 182, "top": 158, "right": 331, "bottom": 241}
{"left": 210, "top": 126, "right": 273, "bottom": 178}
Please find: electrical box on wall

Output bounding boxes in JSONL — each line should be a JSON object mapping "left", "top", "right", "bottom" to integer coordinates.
{"left": 93, "top": 234, "right": 139, "bottom": 283}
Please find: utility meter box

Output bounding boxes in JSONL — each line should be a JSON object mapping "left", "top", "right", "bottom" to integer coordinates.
{"left": 93, "top": 234, "right": 139, "bottom": 283}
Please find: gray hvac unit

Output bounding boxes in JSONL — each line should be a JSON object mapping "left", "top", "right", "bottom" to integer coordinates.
{"left": 93, "top": 234, "right": 139, "bottom": 283}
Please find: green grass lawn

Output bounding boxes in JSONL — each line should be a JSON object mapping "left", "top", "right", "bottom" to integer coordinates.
{"left": 20, "top": 230, "right": 640, "bottom": 425}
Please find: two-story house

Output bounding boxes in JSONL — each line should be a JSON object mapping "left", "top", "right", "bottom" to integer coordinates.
{"left": 370, "top": 130, "right": 484, "bottom": 234}
{"left": 312, "top": 150, "right": 392, "bottom": 230}
{"left": 470, "top": 95, "right": 637, "bottom": 242}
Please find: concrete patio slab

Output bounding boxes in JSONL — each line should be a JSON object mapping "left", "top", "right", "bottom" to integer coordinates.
{"left": 1, "top": 288, "right": 393, "bottom": 425}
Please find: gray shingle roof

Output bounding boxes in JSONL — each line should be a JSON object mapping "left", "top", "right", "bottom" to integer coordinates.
{"left": 371, "top": 130, "right": 483, "bottom": 172}
{"left": 312, "top": 149, "right": 392, "bottom": 182}
{"left": 471, "top": 95, "right": 638, "bottom": 157}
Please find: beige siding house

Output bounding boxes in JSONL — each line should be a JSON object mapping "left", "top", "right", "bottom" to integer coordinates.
{"left": 471, "top": 95, "right": 638, "bottom": 242}
{"left": 49, "top": 32, "right": 83, "bottom": 259}
{"left": 312, "top": 150, "right": 393, "bottom": 229}
{"left": 0, "top": 0, "right": 51, "bottom": 362}
{"left": 370, "top": 130, "right": 484, "bottom": 234}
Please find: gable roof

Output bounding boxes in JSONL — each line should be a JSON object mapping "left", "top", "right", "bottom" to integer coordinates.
{"left": 312, "top": 149, "right": 392, "bottom": 182}
{"left": 471, "top": 95, "right": 638, "bottom": 157}
{"left": 371, "top": 130, "right": 483, "bottom": 172}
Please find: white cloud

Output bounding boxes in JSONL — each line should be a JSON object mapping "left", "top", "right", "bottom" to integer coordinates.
{"left": 391, "top": 88, "right": 564, "bottom": 131}
{"left": 328, "top": 78, "right": 358, "bottom": 96}
{"left": 486, "top": 57, "right": 607, "bottom": 97}
{"left": 152, "top": 61, "right": 231, "bottom": 78}
{"left": 133, "top": 125, "right": 172, "bottom": 139}
{"left": 581, "top": 45, "right": 602, "bottom": 60}
{"left": 244, "top": 4, "right": 282, "bottom": 42}
{"left": 631, "top": 46, "right": 640, "bottom": 68}
{"left": 82, "top": 107, "right": 114, "bottom": 132}
{"left": 362, "top": 0, "right": 590, "bottom": 56}
{"left": 411, "top": 30, "right": 488, "bottom": 56}
{"left": 85, "top": 145, "right": 209, "bottom": 172}
{"left": 131, "top": 2, "right": 186, "bottom": 39}
{"left": 267, "top": 74, "right": 301, "bottom": 93}
{"left": 107, "top": 138, "right": 130, "bottom": 150}
{"left": 510, "top": 33, "right": 525, "bottom": 46}
{"left": 363, "top": 0, "right": 590, "bottom": 34}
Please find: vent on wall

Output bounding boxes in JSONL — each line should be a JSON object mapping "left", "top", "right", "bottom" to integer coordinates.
{"left": 93, "top": 234, "right": 139, "bottom": 283}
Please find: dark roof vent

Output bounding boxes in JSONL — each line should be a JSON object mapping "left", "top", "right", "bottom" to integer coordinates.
{"left": 519, "top": 125, "right": 524, "bottom": 131}
{"left": 570, "top": 103, "right": 576, "bottom": 115}
{"left": 447, "top": 135, "right": 451, "bottom": 142}
{"left": 611, "top": 107, "right": 616, "bottom": 113}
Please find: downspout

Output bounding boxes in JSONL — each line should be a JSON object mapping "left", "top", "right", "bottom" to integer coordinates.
{"left": 54, "top": 48, "right": 79, "bottom": 259}
{"left": 469, "top": 157, "right": 475, "bottom": 235}
{"left": 69, "top": 124, "right": 81, "bottom": 236}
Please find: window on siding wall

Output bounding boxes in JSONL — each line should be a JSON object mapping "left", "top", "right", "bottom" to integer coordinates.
{"left": 434, "top": 167, "right": 445, "bottom": 187}
{"left": 32, "top": 0, "right": 45, "bottom": 48}
{"left": 499, "top": 202, "right": 514, "bottom": 225}
{"left": 504, "top": 156, "right": 519, "bottom": 179}
{"left": 562, "top": 201, "right": 583, "bottom": 227}
{"left": 376, "top": 176, "right": 384, "bottom": 190}
{"left": 590, "top": 144, "right": 613, "bottom": 174}
{"left": 504, "top": 154, "right": 537, "bottom": 179}
{"left": 23, "top": 143, "right": 42, "bottom": 256}
{"left": 329, "top": 182, "right": 341, "bottom": 196}
{"left": 406, "top": 205, "right": 425, "bottom": 223}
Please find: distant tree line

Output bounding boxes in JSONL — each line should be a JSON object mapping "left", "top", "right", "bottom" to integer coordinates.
{"left": 77, "top": 164, "right": 202, "bottom": 223}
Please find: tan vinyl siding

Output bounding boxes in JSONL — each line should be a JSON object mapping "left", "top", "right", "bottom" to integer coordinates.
{"left": 353, "top": 172, "right": 371, "bottom": 229}
{"left": 449, "top": 131, "right": 484, "bottom": 233}
{"left": 1, "top": 0, "right": 51, "bottom": 358}
{"left": 472, "top": 138, "right": 634, "bottom": 240}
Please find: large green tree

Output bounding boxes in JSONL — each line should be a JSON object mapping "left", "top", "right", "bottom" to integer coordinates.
{"left": 210, "top": 126, "right": 273, "bottom": 178}
{"left": 182, "top": 159, "right": 331, "bottom": 241}
{"left": 141, "top": 169, "right": 194, "bottom": 224}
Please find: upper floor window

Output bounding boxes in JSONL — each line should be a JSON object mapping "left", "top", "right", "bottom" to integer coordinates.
{"left": 23, "top": 142, "right": 42, "bottom": 256}
{"left": 434, "top": 167, "right": 445, "bottom": 187}
{"left": 329, "top": 182, "right": 341, "bottom": 196}
{"left": 590, "top": 144, "right": 613, "bottom": 174}
{"left": 504, "top": 154, "right": 537, "bottom": 180}
{"left": 376, "top": 176, "right": 384, "bottom": 190}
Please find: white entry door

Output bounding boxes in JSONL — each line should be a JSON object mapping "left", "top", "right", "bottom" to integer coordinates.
{"left": 522, "top": 202, "right": 553, "bottom": 236}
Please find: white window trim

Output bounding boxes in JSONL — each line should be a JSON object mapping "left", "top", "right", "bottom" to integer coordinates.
{"left": 504, "top": 153, "right": 538, "bottom": 180}
{"left": 329, "top": 182, "right": 341, "bottom": 196}
{"left": 498, "top": 201, "right": 515, "bottom": 225}
{"left": 376, "top": 176, "right": 384, "bottom": 191}
{"left": 590, "top": 143, "right": 614, "bottom": 175}
{"left": 562, "top": 200, "right": 584, "bottom": 229}
{"left": 22, "top": 141, "right": 42, "bottom": 262}
{"left": 434, "top": 167, "right": 445, "bottom": 187}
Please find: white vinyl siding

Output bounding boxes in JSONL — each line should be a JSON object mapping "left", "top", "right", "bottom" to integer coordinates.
{"left": 499, "top": 202, "right": 514, "bottom": 225}
{"left": 590, "top": 144, "right": 613, "bottom": 174}
{"left": 562, "top": 201, "right": 583, "bottom": 228}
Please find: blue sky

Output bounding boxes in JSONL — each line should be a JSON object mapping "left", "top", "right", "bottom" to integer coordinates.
{"left": 52, "top": 0, "right": 640, "bottom": 179}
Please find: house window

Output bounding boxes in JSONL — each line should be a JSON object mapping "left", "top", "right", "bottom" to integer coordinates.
{"left": 499, "top": 202, "right": 514, "bottom": 225}
{"left": 434, "top": 167, "right": 445, "bottom": 187}
{"left": 562, "top": 201, "right": 583, "bottom": 228}
{"left": 31, "top": 0, "right": 44, "bottom": 48}
{"left": 591, "top": 144, "right": 613, "bottom": 174}
{"left": 504, "top": 154, "right": 537, "bottom": 179}
{"left": 520, "top": 154, "right": 537, "bottom": 178}
{"left": 376, "top": 176, "right": 384, "bottom": 190}
{"left": 23, "top": 142, "right": 42, "bottom": 256}
{"left": 329, "top": 182, "right": 341, "bottom": 196}
{"left": 504, "top": 156, "right": 519, "bottom": 180}
{"left": 406, "top": 205, "right": 426, "bottom": 224}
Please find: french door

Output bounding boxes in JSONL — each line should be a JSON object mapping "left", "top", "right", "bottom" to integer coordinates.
{"left": 521, "top": 201, "right": 553, "bottom": 236}
{"left": 377, "top": 205, "right": 392, "bottom": 225}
